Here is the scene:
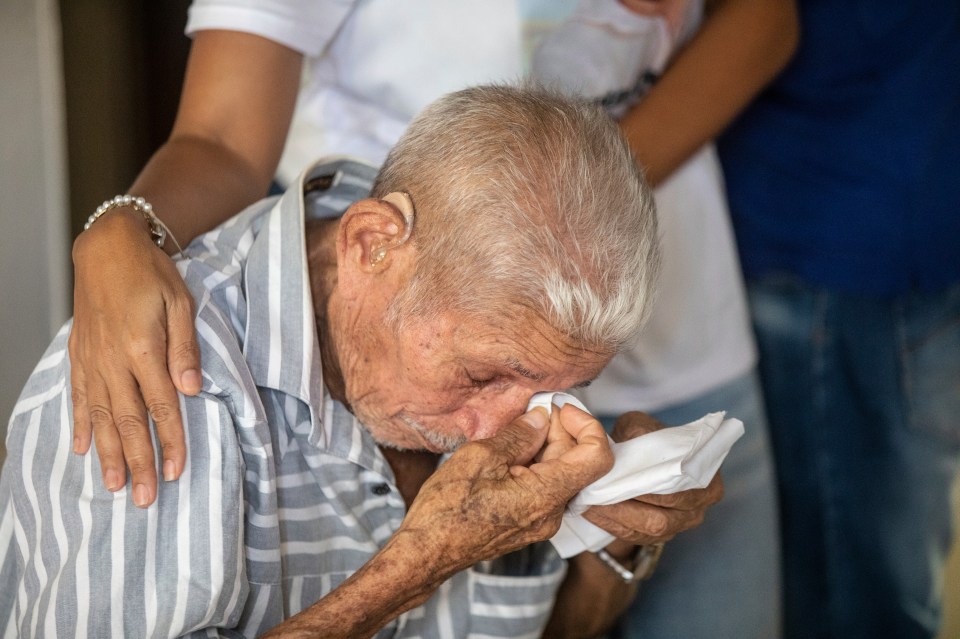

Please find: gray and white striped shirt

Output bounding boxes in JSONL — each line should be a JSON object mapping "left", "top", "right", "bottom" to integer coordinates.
{"left": 0, "top": 158, "right": 566, "bottom": 638}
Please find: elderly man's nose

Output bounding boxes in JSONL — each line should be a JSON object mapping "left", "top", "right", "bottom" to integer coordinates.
{"left": 472, "top": 387, "right": 536, "bottom": 437}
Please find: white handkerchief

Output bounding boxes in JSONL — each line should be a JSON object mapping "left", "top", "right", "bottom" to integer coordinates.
{"left": 526, "top": 392, "right": 744, "bottom": 558}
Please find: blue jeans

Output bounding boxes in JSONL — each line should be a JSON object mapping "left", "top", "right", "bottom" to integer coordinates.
{"left": 602, "top": 370, "right": 783, "bottom": 639}
{"left": 748, "top": 276, "right": 960, "bottom": 639}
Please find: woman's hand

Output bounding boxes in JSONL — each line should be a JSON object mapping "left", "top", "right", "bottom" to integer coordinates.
{"left": 65, "top": 30, "right": 305, "bottom": 509}
{"left": 69, "top": 208, "right": 201, "bottom": 508}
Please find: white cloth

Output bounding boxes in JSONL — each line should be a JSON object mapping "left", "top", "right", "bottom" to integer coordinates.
{"left": 185, "top": 0, "right": 755, "bottom": 412}
{"left": 527, "top": 392, "right": 744, "bottom": 558}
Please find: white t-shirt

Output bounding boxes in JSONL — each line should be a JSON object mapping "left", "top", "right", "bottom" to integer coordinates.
{"left": 186, "top": 0, "right": 756, "bottom": 413}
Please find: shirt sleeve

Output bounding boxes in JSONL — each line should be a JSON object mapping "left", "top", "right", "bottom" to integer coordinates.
{"left": 185, "top": 0, "right": 357, "bottom": 57}
{"left": 0, "top": 322, "right": 249, "bottom": 637}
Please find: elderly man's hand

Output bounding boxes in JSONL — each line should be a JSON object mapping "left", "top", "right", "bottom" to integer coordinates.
{"left": 583, "top": 412, "right": 724, "bottom": 545}
{"left": 397, "top": 405, "right": 613, "bottom": 573}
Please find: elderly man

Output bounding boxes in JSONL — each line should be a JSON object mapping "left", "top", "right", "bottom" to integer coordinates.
{"left": 0, "top": 85, "right": 715, "bottom": 637}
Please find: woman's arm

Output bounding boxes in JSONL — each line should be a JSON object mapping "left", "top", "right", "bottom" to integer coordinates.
{"left": 620, "top": 0, "right": 799, "bottom": 186}
{"left": 70, "top": 30, "right": 303, "bottom": 508}
{"left": 128, "top": 29, "right": 304, "bottom": 245}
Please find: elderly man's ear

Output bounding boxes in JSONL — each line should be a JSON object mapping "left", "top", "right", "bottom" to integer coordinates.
{"left": 336, "top": 192, "right": 416, "bottom": 296}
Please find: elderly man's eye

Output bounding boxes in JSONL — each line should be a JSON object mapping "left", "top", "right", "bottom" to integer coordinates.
{"left": 469, "top": 375, "right": 494, "bottom": 389}
{"left": 464, "top": 370, "right": 496, "bottom": 389}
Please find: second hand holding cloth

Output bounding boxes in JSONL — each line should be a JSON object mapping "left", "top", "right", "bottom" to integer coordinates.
{"left": 528, "top": 392, "right": 744, "bottom": 558}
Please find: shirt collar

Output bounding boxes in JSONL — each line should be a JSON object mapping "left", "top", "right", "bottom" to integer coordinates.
{"left": 242, "top": 156, "right": 378, "bottom": 447}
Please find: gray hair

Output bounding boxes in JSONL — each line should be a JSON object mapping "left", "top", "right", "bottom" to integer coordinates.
{"left": 372, "top": 84, "right": 660, "bottom": 352}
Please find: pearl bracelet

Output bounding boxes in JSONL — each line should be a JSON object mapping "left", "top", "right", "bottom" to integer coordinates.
{"left": 84, "top": 195, "right": 182, "bottom": 253}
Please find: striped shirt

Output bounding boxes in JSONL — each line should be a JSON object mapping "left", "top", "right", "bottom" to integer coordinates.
{"left": 0, "top": 158, "right": 566, "bottom": 638}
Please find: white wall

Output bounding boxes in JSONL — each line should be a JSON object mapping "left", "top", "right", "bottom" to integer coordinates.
{"left": 0, "top": 0, "right": 70, "bottom": 440}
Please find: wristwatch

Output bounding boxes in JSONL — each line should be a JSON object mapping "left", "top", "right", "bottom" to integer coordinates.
{"left": 594, "top": 543, "right": 666, "bottom": 584}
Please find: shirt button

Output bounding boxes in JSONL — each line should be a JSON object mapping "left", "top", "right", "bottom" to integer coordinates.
{"left": 372, "top": 483, "right": 391, "bottom": 496}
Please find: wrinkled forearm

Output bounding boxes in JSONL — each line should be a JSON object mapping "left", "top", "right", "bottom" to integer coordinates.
{"left": 261, "top": 530, "right": 451, "bottom": 638}
{"left": 620, "top": 0, "right": 799, "bottom": 186}
{"left": 544, "top": 541, "right": 641, "bottom": 639}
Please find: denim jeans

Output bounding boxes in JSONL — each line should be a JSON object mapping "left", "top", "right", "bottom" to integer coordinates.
{"left": 748, "top": 276, "right": 960, "bottom": 639}
{"left": 601, "top": 369, "right": 783, "bottom": 639}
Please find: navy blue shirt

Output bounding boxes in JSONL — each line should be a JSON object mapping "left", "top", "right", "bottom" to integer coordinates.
{"left": 718, "top": 1, "right": 960, "bottom": 295}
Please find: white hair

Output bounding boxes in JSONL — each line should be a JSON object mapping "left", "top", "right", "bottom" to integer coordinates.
{"left": 373, "top": 84, "right": 660, "bottom": 352}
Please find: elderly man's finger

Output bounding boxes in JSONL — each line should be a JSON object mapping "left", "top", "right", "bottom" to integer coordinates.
{"left": 524, "top": 404, "right": 613, "bottom": 492}
{"left": 581, "top": 473, "right": 724, "bottom": 545}
{"left": 165, "top": 290, "right": 202, "bottom": 396}
{"left": 634, "top": 473, "right": 725, "bottom": 510}
{"left": 535, "top": 405, "right": 579, "bottom": 463}
{"left": 610, "top": 410, "right": 663, "bottom": 442}
{"left": 583, "top": 499, "right": 704, "bottom": 545}
{"left": 546, "top": 403, "right": 612, "bottom": 469}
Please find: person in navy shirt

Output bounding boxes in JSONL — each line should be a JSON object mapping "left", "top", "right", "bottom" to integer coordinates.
{"left": 719, "top": 2, "right": 960, "bottom": 638}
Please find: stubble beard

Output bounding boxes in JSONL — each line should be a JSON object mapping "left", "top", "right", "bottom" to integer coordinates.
{"left": 397, "top": 413, "right": 468, "bottom": 453}
{"left": 348, "top": 394, "right": 468, "bottom": 453}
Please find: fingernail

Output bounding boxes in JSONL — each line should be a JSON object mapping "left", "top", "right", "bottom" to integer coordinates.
{"left": 134, "top": 483, "right": 150, "bottom": 508}
{"left": 73, "top": 436, "right": 81, "bottom": 454}
{"left": 104, "top": 468, "right": 122, "bottom": 491}
{"left": 525, "top": 406, "right": 549, "bottom": 429}
{"left": 181, "top": 369, "right": 202, "bottom": 394}
{"left": 163, "top": 459, "right": 177, "bottom": 482}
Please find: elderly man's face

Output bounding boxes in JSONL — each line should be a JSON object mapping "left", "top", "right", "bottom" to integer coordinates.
{"left": 342, "top": 308, "right": 611, "bottom": 453}
{"left": 323, "top": 195, "right": 613, "bottom": 453}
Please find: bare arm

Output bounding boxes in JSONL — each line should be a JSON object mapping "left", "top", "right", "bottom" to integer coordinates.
{"left": 260, "top": 530, "right": 449, "bottom": 638}
{"left": 128, "top": 29, "right": 303, "bottom": 245}
{"left": 620, "top": 0, "right": 799, "bottom": 186}
{"left": 70, "top": 30, "right": 303, "bottom": 508}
